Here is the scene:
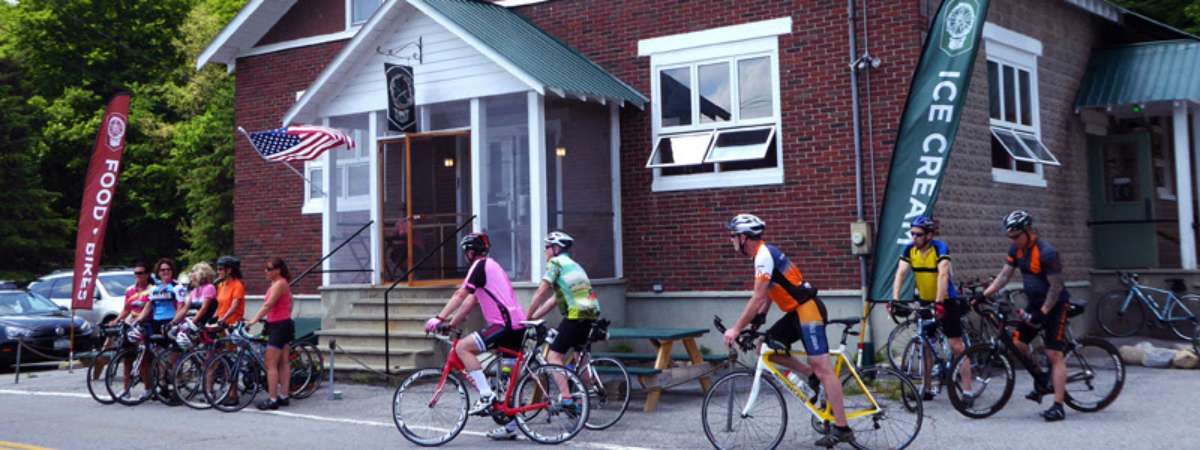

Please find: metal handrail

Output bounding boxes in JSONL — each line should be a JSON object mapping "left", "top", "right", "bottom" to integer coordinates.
{"left": 382, "top": 215, "right": 476, "bottom": 373}
{"left": 289, "top": 220, "right": 374, "bottom": 288}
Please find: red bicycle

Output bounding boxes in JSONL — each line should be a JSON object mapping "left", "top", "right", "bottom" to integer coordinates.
{"left": 392, "top": 321, "right": 589, "bottom": 446}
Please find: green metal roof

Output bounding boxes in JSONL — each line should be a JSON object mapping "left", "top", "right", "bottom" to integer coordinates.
{"left": 417, "top": 0, "right": 647, "bottom": 109}
{"left": 1076, "top": 40, "right": 1200, "bottom": 109}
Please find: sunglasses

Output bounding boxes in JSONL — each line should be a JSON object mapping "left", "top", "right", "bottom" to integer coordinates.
{"left": 158, "top": 268, "right": 172, "bottom": 273}
{"left": 910, "top": 231, "right": 926, "bottom": 238}
{"left": 133, "top": 271, "right": 147, "bottom": 276}
{"left": 264, "top": 266, "right": 276, "bottom": 271}
{"left": 1007, "top": 233, "right": 1023, "bottom": 240}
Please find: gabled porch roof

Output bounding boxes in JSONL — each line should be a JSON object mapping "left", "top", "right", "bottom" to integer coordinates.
{"left": 1076, "top": 40, "right": 1200, "bottom": 109}
{"left": 283, "top": 0, "right": 645, "bottom": 125}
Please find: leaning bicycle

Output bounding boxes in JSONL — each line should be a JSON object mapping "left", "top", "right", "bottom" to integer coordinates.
{"left": 1098, "top": 271, "right": 1200, "bottom": 340}
{"left": 703, "top": 316, "right": 923, "bottom": 450}
{"left": 948, "top": 294, "right": 1124, "bottom": 418}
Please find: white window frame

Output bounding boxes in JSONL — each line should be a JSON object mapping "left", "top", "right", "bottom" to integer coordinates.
{"left": 302, "top": 159, "right": 325, "bottom": 215}
{"left": 639, "top": 18, "right": 790, "bottom": 192}
{"left": 346, "top": 0, "right": 382, "bottom": 28}
{"left": 984, "top": 23, "right": 1048, "bottom": 188}
{"left": 303, "top": 127, "right": 371, "bottom": 214}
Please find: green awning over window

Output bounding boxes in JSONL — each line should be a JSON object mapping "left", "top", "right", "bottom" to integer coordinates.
{"left": 418, "top": 0, "right": 647, "bottom": 109}
{"left": 1076, "top": 40, "right": 1200, "bottom": 109}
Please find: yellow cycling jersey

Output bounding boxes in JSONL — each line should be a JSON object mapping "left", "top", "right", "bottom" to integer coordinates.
{"left": 900, "top": 240, "right": 957, "bottom": 302}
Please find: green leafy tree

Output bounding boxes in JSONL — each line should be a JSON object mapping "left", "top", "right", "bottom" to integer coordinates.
{"left": 1113, "top": 0, "right": 1200, "bottom": 35}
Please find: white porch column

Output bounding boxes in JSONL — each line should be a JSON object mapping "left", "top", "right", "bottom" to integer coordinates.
{"left": 470, "top": 98, "right": 483, "bottom": 234}
{"left": 321, "top": 117, "right": 333, "bottom": 287}
{"left": 1193, "top": 104, "right": 1200, "bottom": 266}
{"left": 1172, "top": 103, "right": 1196, "bottom": 269}
{"left": 368, "top": 112, "right": 381, "bottom": 285}
{"left": 610, "top": 102, "right": 624, "bottom": 279}
{"left": 528, "top": 91, "right": 548, "bottom": 282}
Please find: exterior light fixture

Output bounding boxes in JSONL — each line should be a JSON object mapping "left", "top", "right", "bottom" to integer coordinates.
{"left": 443, "top": 158, "right": 455, "bottom": 167}
{"left": 555, "top": 147, "right": 567, "bottom": 157}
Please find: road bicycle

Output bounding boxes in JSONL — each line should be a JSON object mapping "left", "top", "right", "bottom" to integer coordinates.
{"left": 86, "top": 323, "right": 132, "bottom": 405}
{"left": 103, "top": 323, "right": 184, "bottom": 406}
{"left": 392, "top": 321, "right": 589, "bottom": 446}
{"left": 948, "top": 294, "right": 1124, "bottom": 418}
{"left": 884, "top": 280, "right": 996, "bottom": 370}
{"left": 484, "top": 317, "right": 631, "bottom": 431}
{"left": 200, "top": 323, "right": 321, "bottom": 412}
{"left": 1098, "top": 271, "right": 1200, "bottom": 340}
{"left": 702, "top": 315, "right": 923, "bottom": 450}
{"left": 898, "top": 300, "right": 978, "bottom": 403}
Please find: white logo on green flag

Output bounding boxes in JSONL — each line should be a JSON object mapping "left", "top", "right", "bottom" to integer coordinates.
{"left": 941, "top": 0, "right": 979, "bottom": 57}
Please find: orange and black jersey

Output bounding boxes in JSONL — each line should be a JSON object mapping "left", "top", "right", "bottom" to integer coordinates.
{"left": 1007, "top": 238, "right": 1069, "bottom": 303}
{"left": 753, "top": 242, "right": 824, "bottom": 324}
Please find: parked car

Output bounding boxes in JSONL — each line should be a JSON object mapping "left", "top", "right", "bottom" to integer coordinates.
{"left": 0, "top": 289, "right": 96, "bottom": 369}
{"left": 27, "top": 269, "right": 137, "bottom": 326}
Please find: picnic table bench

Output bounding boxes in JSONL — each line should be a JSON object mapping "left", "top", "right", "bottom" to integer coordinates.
{"left": 604, "top": 327, "right": 716, "bottom": 412}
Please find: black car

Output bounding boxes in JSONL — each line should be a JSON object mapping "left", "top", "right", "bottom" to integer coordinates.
{"left": 0, "top": 289, "right": 97, "bottom": 369}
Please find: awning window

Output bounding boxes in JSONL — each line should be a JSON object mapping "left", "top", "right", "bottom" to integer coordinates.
{"left": 704, "top": 126, "right": 776, "bottom": 163}
{"left": 645, "top": 131, "right": 715, "bottom": 168}
{"left": 990, "top": 126, "right": 1060, "bottom": 166}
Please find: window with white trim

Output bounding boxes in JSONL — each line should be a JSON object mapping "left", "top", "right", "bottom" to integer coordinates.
{"left": 349, "top": 0, "right": 382, "bottom": 26}
{"left": 983, "top": 24, "right": 1059, "bottom": 187}
{"left": 303, "top": 117, "right": 370, "bottom": 214}
{"left": 639, "top": 18, "right": 789, "bottom": 191}
{"left": 302, "top": 160, "right": 324, "bottom": 214}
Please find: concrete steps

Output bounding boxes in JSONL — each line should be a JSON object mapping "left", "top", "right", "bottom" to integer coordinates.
{"left": 324, "top": 345, "right": 437, "bottom": 371}
{"left": 317, "top": 287, "right": 459, "bottom": 374}
{"left": 349, "top": 298, "right": 447, "bottom": 317}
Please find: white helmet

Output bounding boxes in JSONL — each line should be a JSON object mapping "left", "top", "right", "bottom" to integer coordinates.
{"left": 543, "top": 231, "right": 574, "bottom": 250}
{"left": 127, "top": 326, "right": 143, "bottom": 344}
{"left": 174, "top": 327, "right": 193, "bottom": 350}
{"left": 727, "top": 214, "right": 766, "bottom": 237}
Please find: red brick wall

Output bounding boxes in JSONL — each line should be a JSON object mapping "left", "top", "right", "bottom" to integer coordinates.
{"left": 233, "top": 40, "right": 348, "bottom": 295}
{"left": 515, "top": 1, "right": 928, "bottom": 291}
{"left": 257, "top": 0, "right": 347, "bottom": 46}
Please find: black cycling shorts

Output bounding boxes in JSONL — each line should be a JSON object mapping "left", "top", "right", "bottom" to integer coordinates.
{"left": 918, "top": 298, "right": 966, "bottom": 339}
{"left": 1014, "top": 300, "right": 1070, "bottom": 352}
{"left": 765, "top": 300, "right": 830, "bottom": 356}
{"left": 472, "top": 324, "right": 524, "bottom": 353}
{"left": 265, "top": 319, "right": 295, "bottom": 349}
{"left": 549, "top": 319, "right": 594, "bottom": 354}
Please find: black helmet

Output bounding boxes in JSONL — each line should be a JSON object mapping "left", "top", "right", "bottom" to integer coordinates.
{"left": 460, "top": 232, "right": 490, "bottom": 254}
{"left": 911, "top": 216, "right": 938, "bottom": 232}
{"left": 215, "top": 255, "right": 240, "bottom": 270}
{"left": 1003, "top": 210, "right": 1033, "bottom": 232}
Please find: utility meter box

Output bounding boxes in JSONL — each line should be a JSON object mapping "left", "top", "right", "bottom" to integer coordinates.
{"left": 849, "top": 221, "right": 872, "bottom": 255}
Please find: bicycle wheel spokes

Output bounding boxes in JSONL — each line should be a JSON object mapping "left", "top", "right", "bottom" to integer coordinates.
{"left": 1098, "top": 290, "right": 1144, "bottom": 337}
{"left": 886, "top": 320, "right": 917, "bottom": 370}
{"left": 515, "top": 363, "right": 588, "bottom": 445}
{"left": 582, "top": 357, "right": 630, "bottom": 430}
{"left": 293, "top": 342, "right": 323, "bottom": 399}
{"left": 87, "top": 349, "right": 116, "bottom": 405}
{"left": 105, "top": 348, "right": 153, "bottom": 406}
{"left": 701, "top": 370, "right": 786, "bottom": 450}
{"left": 392, "top": 368, "right": 468, "bottom": 446}
{"left": 287, "top": 346, "right": 313, "bottom": 398}
{"left": 1168, "top": 294, "right": 1200, "bottom": 340}
{"left": 845, "top": 367, "right": 923, "bottom": 450}
{"left": 948, "top": 344, "right": 1014, "bottom": 419}
{"left": 174, "top": 351, "right": 212, "bottom": 409}
{"left": 1064, "top": 338, "right": 1125, "bottom": 412}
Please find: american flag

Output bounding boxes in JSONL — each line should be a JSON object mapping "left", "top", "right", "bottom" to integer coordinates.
{"left": 245, "top": 126, "right": 356, "bottom": 162}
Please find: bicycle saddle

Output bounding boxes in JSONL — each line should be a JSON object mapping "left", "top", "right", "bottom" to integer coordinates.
{"left": 827, "top": 318, "right": 861, "bottom": 327}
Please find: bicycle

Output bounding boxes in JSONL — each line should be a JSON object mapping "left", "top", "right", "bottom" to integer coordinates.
{"left": 898, "top": 300, "right": 977, "bottom": 403}
{"left": 947, "top": 294, "right": 1124, "bottom": 418}
{"left": 884, "top": 279, "right": 997, "bottom": 370}
{"left": 87, "top": 324, "right": 131, "bottom": 405}
{"left": 703, "top": 315, "right": 923, "bottom": 450}
{"left": 103, "top": 323, "right": 184, "bottom": 407}
{"left": 484, "top": 317, "right": 631, "bottom": 431}
{"left": 392, "top": 321, "right": 589, "bottom": 446}
{"left": 1098, "top": 271, "right": 1200, "bottom": 340}
{"left": 197, "top": 322, "right": 319, "bottom": 412}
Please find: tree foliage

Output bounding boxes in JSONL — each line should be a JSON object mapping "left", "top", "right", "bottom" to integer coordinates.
{"left": 1113, "top": 0, "right": 1200, "bottom": 35}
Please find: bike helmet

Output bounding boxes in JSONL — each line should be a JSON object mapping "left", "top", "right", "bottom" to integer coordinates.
{"left": 1003, "top": 210, "right": 1033, "bottom": 232}
{"left": 543, "top": 231, "right": 574, "bottom": 250}
{"left": 215, "top": 255, "right": 240, "bottom": 270}
{"left": 727, "top": 214, "right": 766, "bottom": 237}
{"left": 460, "top": 232, "right": 491, "bottom": 254}
{"left": 173, "top": 326, "right": 193, "bottom": 350}
{"left": 911, "top": 216, "right": 938, "bottom": 232}
{"left": 127, "top": 325, "right": 143, "bottom": 344}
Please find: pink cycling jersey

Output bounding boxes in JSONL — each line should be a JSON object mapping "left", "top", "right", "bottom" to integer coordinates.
{"left": 462, "top": 257, "right": 526, "bottom": 329}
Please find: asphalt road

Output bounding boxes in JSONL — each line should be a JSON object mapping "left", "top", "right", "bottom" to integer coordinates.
{"left": 1, "top": 362, "right": 1197, "bottom": 449}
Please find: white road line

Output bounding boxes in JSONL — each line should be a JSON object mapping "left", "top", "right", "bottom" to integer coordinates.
{"left": 0, "top": 389, "right": 655, "bottom": 450}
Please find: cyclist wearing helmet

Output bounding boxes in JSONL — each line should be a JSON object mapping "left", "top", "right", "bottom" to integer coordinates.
{"left": 983, "top": 210, "right": 1071, "bottom": 422}
{"left": 215, "top": 256, "right": 246, "bottom": 327}
{"left": 424, "top": 232, "right": 527, "bottom": 420}
{"left": 721, "top": 214, "right": 853, "bottom": 447}
{"left": 891, "top": 216, "right": 973, "bottom": 401}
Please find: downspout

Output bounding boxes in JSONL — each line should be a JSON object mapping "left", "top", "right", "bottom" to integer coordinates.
{"left": 847, "top": 0, "right": 871, "bottom": 366}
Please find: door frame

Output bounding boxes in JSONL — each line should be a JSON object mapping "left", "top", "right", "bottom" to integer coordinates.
{"left": 378, "top": 130, "right": 472, "bottom": 286}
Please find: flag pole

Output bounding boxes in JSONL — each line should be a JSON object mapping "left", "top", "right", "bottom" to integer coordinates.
{"left": 238, "top": 126, "right": 327, "bottom": 195}
{"left": 68, "top": 309, "right": 76, "bottom": 373}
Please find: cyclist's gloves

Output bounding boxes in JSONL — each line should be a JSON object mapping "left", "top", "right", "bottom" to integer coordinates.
{"left": 934, "top": 302, "right": 946, "bottom": 318}
{"left": 424, "top": 317, "right": 443, "bottom": 333}
{"left": 750, "top": 312, "right": 767, "bottom": 329}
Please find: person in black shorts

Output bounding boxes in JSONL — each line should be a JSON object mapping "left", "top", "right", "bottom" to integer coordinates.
{"left": 983, "top": 210, "right": 1071, "bottom": 422}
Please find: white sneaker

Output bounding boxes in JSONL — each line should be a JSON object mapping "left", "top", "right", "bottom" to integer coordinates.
{"left": 487, "top": 425, "right": 519, "bottom": 440}
{"left": 469, "top": 394, "right": 495, "bottom": 415}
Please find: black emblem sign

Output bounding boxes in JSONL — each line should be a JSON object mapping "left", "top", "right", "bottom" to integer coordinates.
{"left": 386, "top": 64, "right": 416, "bottom": 133}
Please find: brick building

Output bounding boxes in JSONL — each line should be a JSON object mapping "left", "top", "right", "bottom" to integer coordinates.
{"left": 201, "top": 0, "right": 1200, "bottom": 365}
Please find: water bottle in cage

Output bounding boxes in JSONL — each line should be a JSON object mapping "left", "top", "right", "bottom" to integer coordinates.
{"left": 501, "top": 357, "right": 516, "bottom": 375}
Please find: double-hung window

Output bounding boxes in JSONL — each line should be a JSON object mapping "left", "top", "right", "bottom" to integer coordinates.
{"left": 983, "top": 23, "right": 1059, "bottom": 187}
{"left": 303, "top": 122, "right": 370, "bottom": 214}
{"left": 348, "top": 0, "right": 383, "bottom": 27}
{"left": 639, "top": 18, "right": 790, "bottom": 191}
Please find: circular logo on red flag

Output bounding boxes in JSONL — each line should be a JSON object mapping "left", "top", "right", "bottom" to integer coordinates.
{"left": 106, "top": 113, "right": 127, "bottom": 150}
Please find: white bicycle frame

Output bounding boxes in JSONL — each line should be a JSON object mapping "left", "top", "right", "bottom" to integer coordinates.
{"left": 741, "top": 341, "right": 877, "bottom": 420}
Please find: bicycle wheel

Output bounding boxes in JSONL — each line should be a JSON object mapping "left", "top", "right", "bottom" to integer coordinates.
{"left": 105, "top": 347, "right": 154, "bottom": 406}
{"left": 581, "top": 357, "right": 630, "bottom": 430}
{"left": 840, "top": 366, "right": 923, "bottom": 450}
{"left": 287, "top": 344, "right": 313, "bottom": 398}
{"left": 87, "top": 349, "right": 116, "bottom": 405}
{"left": 173, "top": 350, "right": 212, "bottom": 410}
{"left": 1168, "top": 294, "right": 1200, "bottom": 340}
{"left": 1064, "top": 337, "right": 1125, "bottom": 412}
{"left": 513, "top": 363, "right": 589, "bottom": 445}
{"left": 292, "top": 342, "right": 323, "bottom": 399}
{"left": 205, "top": 352, "right": 259, "bottom": 412}
{"left": 899, "top": 338, "right": 925, "bottom": 384}
{"left": 153, "top": 350, "right": 182, "bottom": 406}
{"left": 1097, "top": 290, "right": 1144, "bottom": 337}
{"left": 701, "top": 370, "right": 786, "bottom": 450}
{"left": 947, "top": 343, "right": 1014, "bottom": 419}
{"left": 886, "top": 319, "right": 917, "bottom": 370}
{"left": 392, "top": 368, "right": 469, "bottom": 447}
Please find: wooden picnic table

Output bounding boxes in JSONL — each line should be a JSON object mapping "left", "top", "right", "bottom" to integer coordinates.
{"left": 606, "top": 327, "right": 712, "bottom": 412}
